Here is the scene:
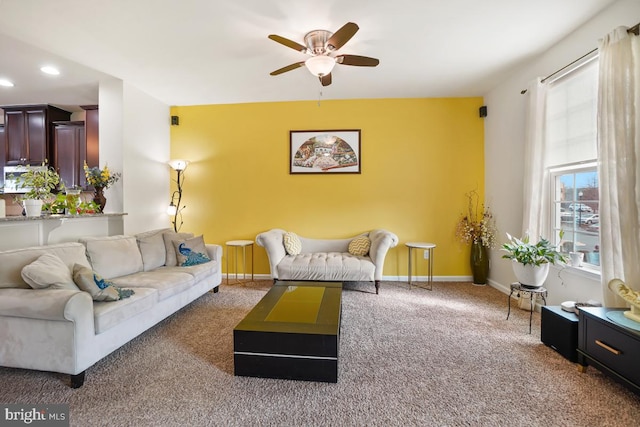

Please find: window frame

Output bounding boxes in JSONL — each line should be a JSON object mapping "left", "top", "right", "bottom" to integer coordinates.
{"left": 549, "top": 162, "right": 600, "bottom": 273}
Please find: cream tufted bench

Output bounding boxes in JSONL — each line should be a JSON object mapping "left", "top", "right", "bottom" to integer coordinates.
{"left": 255, "top": 229, "right": 398, "bottom": 294}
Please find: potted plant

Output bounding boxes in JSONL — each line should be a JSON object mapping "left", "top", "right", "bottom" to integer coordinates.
{"left": 501, "top": 232, "right": 567, "bottom": 288}
{"left": 15, "top": 163, "right": 60, "bottom": 217}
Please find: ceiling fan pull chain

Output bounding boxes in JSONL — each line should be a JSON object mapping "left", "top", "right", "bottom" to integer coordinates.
{"left": 318, "top": 89, "right": 323, "bottom": 106}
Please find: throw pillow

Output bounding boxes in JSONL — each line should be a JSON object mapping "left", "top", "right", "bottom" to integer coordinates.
{"left": 348, "top": 235, "right": 371, "bottom": 256}
{"left": 72, "top": 264, "right": 135, "bottom": 302}
{"left": 136, "top": 230, "right": 168, "bottom": 271}
{"left": 21, "top": 253, "right": 80, "bottom": 291}
{"left": 283, "top": 232, "right": 302, "bottom": 256}
{"left": 163, "top": 231, "right": 194, "bottom": 266}
{"left": 80, "top": 235, "right": 144, "bottom": 279}
{"left": 172, "top": 235, "right": 211, "bottom": 267}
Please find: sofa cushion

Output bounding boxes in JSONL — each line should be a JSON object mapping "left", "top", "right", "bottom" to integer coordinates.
{"left": 136, "top": 228, "right": 171, "bottom": 271}
{"left": 172, "top": 235, "right": 211, "bottom": 266}
{"left": 0, "top": 242, "right": 91, "bottom": 289}
{"left": 110, "top": 269, "right": 195, "bottom": 301}
{"left": 93, "top": 287, "right": 158, "bottom": 334}
{"left": 163, "top": 259, "right": 219, "bottom": 282}
{"left": 21, "top": 253, "right": 79, "bottom": 291}
{"left": 299, "top": 236, "right": 352, "bottom": 253}
{"left": 276, "top": 252, "right": 376, "bottom": 281}
{"left": 283, "top": 232, "right": 302, "bottom": 255}
{"left": 163, "top": 231, "right": 194, "bottom": 267}
{"left": 348, "top": 236, "right": 371, "bottom": 256}
{"left": 79, "top": 235, "right": 144, "bottom": 279}
{"left": 72, "top": 264, "right": 135, "bottom": 302}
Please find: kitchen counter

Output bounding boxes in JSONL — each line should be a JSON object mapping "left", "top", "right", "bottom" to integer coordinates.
{"left": 0, "top": 213, "right": 126, "bottom": 250}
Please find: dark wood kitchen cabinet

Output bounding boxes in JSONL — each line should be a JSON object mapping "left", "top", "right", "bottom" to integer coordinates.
{"left": 53, "top": 121, "right": 86, "bottom": 189}
{"left": 2, "top": 104, "right": 71, "bottom": 166}
{"left": 81, "top": 105, "right": 99, "bottom": 169}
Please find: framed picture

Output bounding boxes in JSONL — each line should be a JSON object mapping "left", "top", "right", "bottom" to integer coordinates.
{"left": 290, "top": 129, "right": 361, "bottom": 174}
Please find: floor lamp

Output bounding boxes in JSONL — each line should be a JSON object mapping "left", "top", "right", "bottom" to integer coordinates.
{"left": 167, "top": 159, "right": 189, "bottom": 232}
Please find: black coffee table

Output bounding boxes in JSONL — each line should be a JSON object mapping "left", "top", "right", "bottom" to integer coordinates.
{"left": 233, "top": 281, "right": 342, "bottom": 382}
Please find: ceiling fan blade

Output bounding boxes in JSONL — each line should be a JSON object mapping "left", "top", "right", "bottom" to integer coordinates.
{"left": 320, "top": 73, "right": 332, "bottom": 86}
{"left": 336, "top": 55, "right": 379, "bottom": 67}
{"left": 326, "top": 22, "right": 359, "bottom": 51}
{"left": 270, "top": 61, "right": 305, "bottom": 76}
{"left": 268, "top": 34, "right": 307, "bottom": 52}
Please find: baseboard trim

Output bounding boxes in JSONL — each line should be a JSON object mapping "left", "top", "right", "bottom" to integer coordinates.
{"left": 236, "top": 275, "right": 475, "bottom": 283}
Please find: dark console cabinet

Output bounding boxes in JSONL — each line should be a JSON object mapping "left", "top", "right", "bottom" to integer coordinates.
{"left": 541, "top": 306, "right": 579, "bottom": 362}
{"left": 578, "top": 307, "right": 640, "bottom": 395}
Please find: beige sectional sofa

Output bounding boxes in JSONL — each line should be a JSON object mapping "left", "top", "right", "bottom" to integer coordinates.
{"left": 256, "top": 229, "right": 398, "bottom": 294}
{"left": 0, "top": 228, "right": 221, "bottom": 387}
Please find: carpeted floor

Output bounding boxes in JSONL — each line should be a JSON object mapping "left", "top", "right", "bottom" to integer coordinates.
{"left": 1, "top": 280, "right": 639, "bottom": 426}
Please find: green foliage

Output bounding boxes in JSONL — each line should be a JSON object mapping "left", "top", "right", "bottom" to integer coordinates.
{"left": 15, "top": 163, "right": 60, "bottom": 201}
{"left": 79, "top": 200, "right": 101, "bottom": 214}
{"left": 43, "top": 195, "right": 101, "bottom": 215}
{"left": 43, "top": 193, "right": 67, "bottom": 214}
{"left": 501, "top": 232, "right": 568, "bottom": 266}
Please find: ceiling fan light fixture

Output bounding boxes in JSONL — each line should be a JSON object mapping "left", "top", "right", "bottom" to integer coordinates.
{"left": 305, "top": 55, "right": 336, "bottom": 77}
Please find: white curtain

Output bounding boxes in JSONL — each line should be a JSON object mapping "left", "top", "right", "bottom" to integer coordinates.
{"left": 598, "top": 27, "right": 640, "bottom": 305}
{"left": 522, "top": 78, "right": 549, "bottom": 240}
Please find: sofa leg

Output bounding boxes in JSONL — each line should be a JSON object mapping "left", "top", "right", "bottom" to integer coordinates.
{"left": 375, "top": 280, "right": 380, "bottom": 294}
{"left": 213, "top": 286, "right": 219, "bottom": 293}
{"left": 70, "top": 371, "right": 85, "bottom": 388}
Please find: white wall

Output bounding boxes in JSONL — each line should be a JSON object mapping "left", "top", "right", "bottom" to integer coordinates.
{"left": 122, "top": 82, "right": 171, "bottom": 234}
{"left": 484, "top": 0, "right": 640, "bottom": 305}
{"left": 98, "top": 77, "right": 124, "bottom": 214}
{"left": 99, "top": 78, "right": 170, "bottom": 234}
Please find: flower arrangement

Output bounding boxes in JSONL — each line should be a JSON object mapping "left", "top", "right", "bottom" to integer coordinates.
{"left": 455, "top": 190, "right": 497, "bottom": 248}
{"left": 84, "top": 162, "right": 121, "bottom": 189}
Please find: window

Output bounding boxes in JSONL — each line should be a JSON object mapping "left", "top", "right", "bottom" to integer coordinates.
{"left": 551, "top": 165, "right": 600, "bottom": 267}
{"left": 545, "top": 55, "right": 600, "bottom": 270}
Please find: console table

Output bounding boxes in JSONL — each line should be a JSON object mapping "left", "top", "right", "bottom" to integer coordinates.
{"left": 577, "top": 307, "right": 640, "bottom": 395}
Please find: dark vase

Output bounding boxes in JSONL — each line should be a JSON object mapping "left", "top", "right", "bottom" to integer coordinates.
{"left": 470, "top": 241, "right": 489, "bottom": 285}
{"left": 93, "top": 187, "right": 106, "bottom": 212}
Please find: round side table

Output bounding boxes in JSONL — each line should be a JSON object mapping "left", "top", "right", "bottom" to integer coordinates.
{"left": 225, "top": 240, "right": 254, "bottom": 284}
{"left": 406, "top": 242, "right": 436, "bottom": 291}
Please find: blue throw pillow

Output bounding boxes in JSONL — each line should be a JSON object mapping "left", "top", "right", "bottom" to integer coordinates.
{"left": 172, "top": 235, "right": 211, "bottom": 267}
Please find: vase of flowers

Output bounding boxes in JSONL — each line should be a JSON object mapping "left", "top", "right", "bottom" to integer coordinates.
{"left": 455, "top": 190, "right": 497, "bottom": 285}
{"left": 84, "top": 162, "right": 121, "bottom": 212}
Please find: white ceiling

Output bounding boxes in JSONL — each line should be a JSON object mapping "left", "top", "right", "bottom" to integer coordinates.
{"left": 0, "top": 0, "right": 619, "bottom": 109}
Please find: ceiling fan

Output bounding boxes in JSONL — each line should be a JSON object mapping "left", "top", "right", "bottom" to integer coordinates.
{"left": 268, "top": 22, "right": 379, "bottom": 86}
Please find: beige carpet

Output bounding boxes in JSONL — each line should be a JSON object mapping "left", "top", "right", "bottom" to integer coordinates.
{"left": 1, "top": 280, "right": 638, "bottom": 426}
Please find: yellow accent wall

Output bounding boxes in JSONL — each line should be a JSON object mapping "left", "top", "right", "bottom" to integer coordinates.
{"left": 170, "top": 97, "right": 484, "bottom": 278}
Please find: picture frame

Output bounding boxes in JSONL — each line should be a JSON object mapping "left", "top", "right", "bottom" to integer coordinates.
{"left": 290, "top": 129, "right": 361, "bottom": 174}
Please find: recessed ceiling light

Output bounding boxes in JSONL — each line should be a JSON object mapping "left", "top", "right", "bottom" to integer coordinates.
{"left": 40, "top": 66, "right": 60, "bottom": 75}
{"left": 0, "top": 79, "right": 14, "bottom": 87}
